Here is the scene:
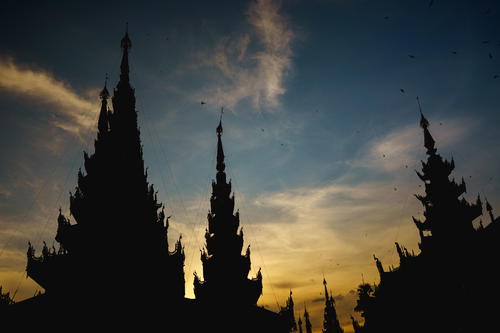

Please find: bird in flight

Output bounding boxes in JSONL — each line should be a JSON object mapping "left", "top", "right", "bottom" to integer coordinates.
{"left": 200, "top": 101, "right": 206, "bottom": 105}
{"left": 494, "top": 75, "right": 499, "bottom": 79}
{"left": 489, "top": 53, "right": 493, "bottom": 59}
{"left": 452, "top": 51, "right": 457, "bottom": 55}
{"left": 428, "top": 0, "right": 434, "bottom": 8}
{"left": 408, "top": 54, "right": 415, "bottom": 59}
{"left": 482, "top": 40, "right": 490, "bottom": 44}
{"left": 400, "top": 88, "right": 405, "bottom": 93}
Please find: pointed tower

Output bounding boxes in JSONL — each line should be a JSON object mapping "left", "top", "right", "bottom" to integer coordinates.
{"left": 322, "top": 279, "right": 344, "bottom": 333}
{"left": 193, "top": 115, "right": 262, "bottom": 305}
{"left": 279, "top": 290, "right": 297, "bottom": 331}
{"left": 26, "top": 30, "right": 185, "bottom": 303}
{"left": 304, "top": 306, "right": 313, "bottom": 333}
{"left": 412, "top": 98, "right": 482, "bottom": 252}
{"left": 298, "top": 316, "right": 303, "bottom": 333}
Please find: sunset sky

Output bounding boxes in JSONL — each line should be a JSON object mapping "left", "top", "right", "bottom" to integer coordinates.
{"left": 1, "top": 0, "right": 500, "bottom": 331}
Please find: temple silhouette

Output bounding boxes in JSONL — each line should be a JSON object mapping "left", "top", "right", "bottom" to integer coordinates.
{"left": 193, "top": 117, "right": 263, "bottom": 305}
{"left": 352, "top": 103, "right": 500, "bottom": 333}
{"left": 2, "top": 31, "right": 287, "bottom": 332}
{"left": 2, "top": 31, "right": 500, "bottom": 333}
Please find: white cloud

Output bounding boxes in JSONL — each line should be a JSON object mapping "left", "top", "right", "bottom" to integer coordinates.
{"left": 195, "top": 0, "right": 294, "bottom": 110}
{"left": 0, "top": 57, "right": 99, "bottom": 139}
{"left": 358, "top": 117, "right": 477, "bottom": 172}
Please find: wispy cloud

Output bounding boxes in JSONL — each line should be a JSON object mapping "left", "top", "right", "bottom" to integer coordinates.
{"left": 195, "top": 0, "right": 294, "bottom": 110}
{"left": 357, "top": 117, "right": 477, "bottom": 172}
{"left": 0, "top": 56, "right": 98, "bottom": 139}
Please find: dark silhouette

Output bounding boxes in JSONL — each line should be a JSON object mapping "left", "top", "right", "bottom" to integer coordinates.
{"left": 304, "top": 305, "right": 313, "bottom": 333}
{"left": 322, "top": 279, "right": 343, "bottom": 333}
{"left": 352, "top": 98, "right": 500, "bottom": 333}
{"left": 0, "top": 286, "right": 14, "bottom": 308}
{"left": 279, "top": 290, "right": 297, "bottom": 331}
{"left": 193, "top": 110, "right": 264, "bottom": 307}
{"left": 4, "top": 31, "right": 287, "bottom": 332}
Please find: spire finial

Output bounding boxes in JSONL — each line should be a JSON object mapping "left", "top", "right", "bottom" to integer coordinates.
{"left": 217, "top": 107, "right": 224, "bottom": 135}
{"left": 417, "top": 96, "right": 436, "bottom": 154}
{"left": 100, "top": 73, "right": 110, "bottom": 100}
{"left": 216, "top": 112, "right": 226, "bottom": 173}
{"left": 119, "top": 25, "right": 132, "bottom": 85}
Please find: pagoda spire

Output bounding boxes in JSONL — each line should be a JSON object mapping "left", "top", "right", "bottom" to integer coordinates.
{"left": 411, "top": 98, "right": 481, "bottom": 250}
{"left": 322, "top": 279, "right": 344, "bottom": 333}
{"left": 304, "top": 305, "right": 313, "bottom": 333}
{"left": 194, "top": 115, "right": 262, "bottom": 305}
{"left": 119, "top": 23, "right": 132, "bottom": 86}
{"left": 27, "top": 31, "right": 185, "bottom": 302}
{"left": 417, "top": 97, "right": 436, "bottom": 155}
{"left": 216, "top": 108, "right": 225, "bottom": 174}
{"left": 298, "top": 316, "right": 303, "bottom": 333}
{"left": 279, "top": 290, "right": 297, "bottom": 331}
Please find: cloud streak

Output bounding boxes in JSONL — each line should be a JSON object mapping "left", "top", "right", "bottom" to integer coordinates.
{"left": 0, "top": 57, "right": 98, "bottom": 139}
{"left": 356, "top": 116, "right": 477, "bottom": 173}
{"left": 196, "top": 0, "right": 294, "bottom": 110}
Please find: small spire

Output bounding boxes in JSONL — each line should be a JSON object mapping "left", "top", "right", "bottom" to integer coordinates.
{"left": 119, "top": 24, "right": 132, "bottom": 85}
{"left": 216, "top": 110, "right": 225, "bottom": 173}
{"left": 99, "top": 74, "right": 110, "bottom": 100}
{"left": 217, "top": 107, "right": 224, "bottom": 135}
{"left": 417, "top": 97, "right": 436, "bottom": 155}
{"left": 323, "top": 278, "right": 330, "bottom": 301}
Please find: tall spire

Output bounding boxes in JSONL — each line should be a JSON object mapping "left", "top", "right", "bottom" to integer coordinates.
{"left": 216, "top": 108, "right": 225, "bottom": 173}
{"left": 417, "top": 97, "right": 436, "bottom": 155}
{"left": 194, "top": 115, "right": 262, "bottom": 305}
{"left": 304, "top": 305, "right": 313, "bottom": 333}
{"left": 119, "top": 23, "right": 132, "bottom": 86}
{"left": 322, "top": 279, "right": 344, "bottom": 333}
{"left": 323, "top": 278, "right": 330, "bottom": 300}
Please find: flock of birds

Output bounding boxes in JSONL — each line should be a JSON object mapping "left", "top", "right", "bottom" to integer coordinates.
{"left": 195, "top": 2, "right": 498, "bottom": 173}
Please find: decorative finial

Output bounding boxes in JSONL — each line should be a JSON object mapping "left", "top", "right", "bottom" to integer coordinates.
{"left": 121, "top": 23, "right": 132, "bottom": 50}
{"left": 417, "top": 96, "right": 429, "bottom": 129}
{"left": 100, "top": 73, "right": 110, "bottom": 100}
{"left": 216, "top": 107, "right": 224, "bottom": 135}
{"left": 417, "top": 96, "right": 436, "bottom": 154}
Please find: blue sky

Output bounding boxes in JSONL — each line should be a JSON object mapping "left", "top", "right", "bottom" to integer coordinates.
{"left": 1, "top": 0, "right": 500, "bottom": 331}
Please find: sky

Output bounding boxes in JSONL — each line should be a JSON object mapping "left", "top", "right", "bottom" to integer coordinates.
{"left": 1, "top": 0, "right": 500, "bottom": 331}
